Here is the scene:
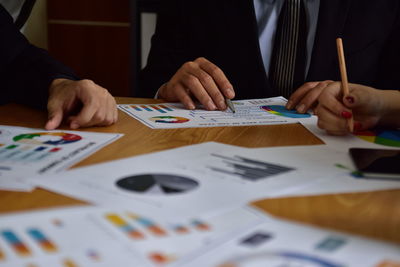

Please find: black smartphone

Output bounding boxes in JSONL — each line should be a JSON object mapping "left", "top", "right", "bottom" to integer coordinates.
{"left": 349, "top": 148, "right": 400, "bottom": 179}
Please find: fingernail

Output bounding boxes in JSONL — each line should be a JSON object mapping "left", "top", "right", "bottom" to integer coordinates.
{"left": 226, "top": 88, "right": 234, "bottom": 98}
{"left": 296, "top": 104, "right": 306, "bottom": 113}
{"left": 208, "top": 101, "right": 217, "bottom": 110}
{"left": 219, "top": 100, "right": 226, "bottom": 109}
{"left": 341, "top": 111, "right": 352, "bottom": 119}
{"left": 286, "top": 101, "right": 294, "bottom": 110}
{"left": 346, "top": 96, "right": 355, "bottom": 104}
{"left": 188, "top": 103, "right": 195, "bottom": 110}
{"left": 71, "top": 122, "right": 79, "bottom": 129}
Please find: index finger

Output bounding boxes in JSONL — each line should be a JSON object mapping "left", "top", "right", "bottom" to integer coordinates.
{"left": 318, "top": 82, "right": 351, "bottom": 117}
{"left": 196, "top": 58, "right": 235, "bottom": 99}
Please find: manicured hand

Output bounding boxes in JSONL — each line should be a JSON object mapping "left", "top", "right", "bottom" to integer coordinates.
{"left": 315, "top": 82, "right": 383, "bottom": 135}
{"left": 286, "top": 80, "right": 334, "bottom": 113}
{"left": 158, "top": 57, "right": 235, "bottom": 110}
{"left": 45, "top": 79, "right": 118, "bottom": 130}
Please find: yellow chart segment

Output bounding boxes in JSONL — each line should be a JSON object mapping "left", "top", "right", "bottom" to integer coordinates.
{"left": 358, "top": 135, "right": 376, "bottom": 143}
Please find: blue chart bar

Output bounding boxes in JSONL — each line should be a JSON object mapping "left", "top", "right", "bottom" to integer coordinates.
{"left": 140, "top": 105, "right": 153, "bottom": 112}
{"left": 130, "top": 105, "right": 142, "bottom": 111}
{"left": 151, "top": 106, "right": 167, "bottom": 114}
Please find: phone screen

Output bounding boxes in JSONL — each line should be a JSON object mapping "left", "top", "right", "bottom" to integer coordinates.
{"left": 349, "top": 148, "right": 400, "bottom": 179}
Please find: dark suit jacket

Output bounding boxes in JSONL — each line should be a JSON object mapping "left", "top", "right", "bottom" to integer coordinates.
{"left": 139, "top": 0, "right": 400, "bottom": 99}
{"left": 0, "top": 4, "right": 77, "bottom": 109}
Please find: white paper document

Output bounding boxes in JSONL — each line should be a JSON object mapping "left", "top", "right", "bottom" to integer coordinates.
{"left": 118, "top": 97, "right": 315, "bottom": 129}
{"left": 0, "top": 125, "right": 122, "bottom": 191}
{"left": 301, "top": 118, "right": 400, "bottom": 152}
{"left": 0, "top": 205, "right": 264, "bottom": 267}
{"left": 180, "top": 214, "right": 400, "bottom": 267}
{"left": 34, "top": 142, "right": 333, "bottom": 218}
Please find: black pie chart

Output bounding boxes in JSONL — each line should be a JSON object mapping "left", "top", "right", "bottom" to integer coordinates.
{"left": 116, "top": 174, "right": 199, "bottom": 195}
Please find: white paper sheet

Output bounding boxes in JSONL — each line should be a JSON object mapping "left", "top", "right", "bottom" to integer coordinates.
{"left": 179, "top": 214, "right": 400, "bottom": 267}
{"left": 118, "top": 97, "right": 315, "bottom": 129}
{"left": 0, "top": 205, "right": 265, "bottom": 267}
{"left": 0, "top": 125, "right": 122, "bottom": 191}
{"left": 34, "top": 142, "right": 337, "bottom": 218}
{"left": 301, "top": 118, "right": 400, "bottom": 152}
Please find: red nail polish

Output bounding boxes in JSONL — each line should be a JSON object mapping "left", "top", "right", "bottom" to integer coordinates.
{"left": 345, "top": 96, "right": 355, "bottom": 104}
{"left": 341, "top": 111, "right": 352, "bottom": 119}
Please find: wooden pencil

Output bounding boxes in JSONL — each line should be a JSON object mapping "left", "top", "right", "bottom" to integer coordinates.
{"left": 336, "top": 38, "right": 354, "bottom": 132}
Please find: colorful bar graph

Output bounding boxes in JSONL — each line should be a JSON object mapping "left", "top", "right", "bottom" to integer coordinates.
{"left": 105, "top": 214, "right": 145, "bottom": 240}
{"left": 192, "top": 219, "right": 211, "bottom": 231}
{"left": 151, "top": 105, "right": 167, "bottom": 114}
{"left": 140, "top": 105, "right": 153, "bottom": 112}
{"left": 63, "top": 258, "right": 79, "bottom": 267}
{"left": 1, "top": 230, "right": 32, "bottom": 257}
{"left": 27, "top": 228, "right": 58, "bottom": 253}
{"left": 130, "top": 105, "right": 142, "bottom": 111}
{"left": 127, "top": 213, "right": 167, "bottom": 237}
{"left": 159, "top": 105, "right": 174, "bottom": 112}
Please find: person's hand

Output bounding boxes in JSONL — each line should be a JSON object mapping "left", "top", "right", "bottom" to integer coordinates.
{"left": 158, "top": 57, "right": 235, "bottom": 110}
{"left": 286, "top": 80, "right": 334, "bottom": 113}
{"left": 45, "top": 79, "right": 118, "bottom": 130}
{"left": 315, "top": 82, "right": 384, "bottom": 135}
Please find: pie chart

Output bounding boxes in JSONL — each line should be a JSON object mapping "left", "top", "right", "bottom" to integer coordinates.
{"left": 116, "top": 174, "right": 199, "bottom": 195}
{"left": 13, "top": 132, "right": 82, "bottom": 145}
{"left": 354, "top": 129, "right": 400, "bottom": 147}
{"left": 261, "top": 105, "right": 311, "bottom": 118}
{"left": 149, "top": 116, "right": 190, "bottom": 123}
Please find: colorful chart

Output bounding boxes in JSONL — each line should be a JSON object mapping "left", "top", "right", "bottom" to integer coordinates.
{"left": 354, "top": 129, "right": 400, "bottom": 147}
{"left": 127, "top": 213, "right": 167, "bottom": 237}
{"left": 13, "top": 132, "right": 82, "bottom": 146}
{"left": 1, "top": 230, "right": 32, "bottom": 257}
{"left": 130, "top": 105, "right": 174, "bottom": 113}
{"left": 27, "top": 228, "right": 58, "bottom": 253}
{"left": 149, "top": 116, "right": 190, "bottom": 124}
{"left": 261, "top": 105, "right": 311, "bottom": 118}
{"left": 105, "top": 214, "right": 145, "bottom": 240}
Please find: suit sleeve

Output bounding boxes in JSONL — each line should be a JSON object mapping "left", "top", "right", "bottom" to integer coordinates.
{"left": 0, "top": 4, "right": 78, "bottom": 110}
{"left": 138, "top": 0, "right": 190, "bottom": 98}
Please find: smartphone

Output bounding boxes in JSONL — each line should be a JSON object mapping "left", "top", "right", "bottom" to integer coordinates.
{"left": 349, "top": 148, "right": 400, "bottom": 180}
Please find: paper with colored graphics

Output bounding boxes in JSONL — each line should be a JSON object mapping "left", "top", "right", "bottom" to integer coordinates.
{"left": 0, "top": 205, "right": 264, "bottom": 267}
{"left": 118, "top": 97, "right": 315, "bottom": 129}
{"left": 0, "top": 125, "right": 122, "bottom": 191}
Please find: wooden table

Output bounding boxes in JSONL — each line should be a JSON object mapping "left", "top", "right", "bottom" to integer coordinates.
{"left": 1, "top": 98, "right": 399, "bottom": 244}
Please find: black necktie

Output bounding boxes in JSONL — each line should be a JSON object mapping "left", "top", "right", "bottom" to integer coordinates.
{"left": 269, "top": 0, "right": 307, "bottom": 98}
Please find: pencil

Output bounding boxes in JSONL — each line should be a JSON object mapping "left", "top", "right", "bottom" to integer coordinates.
{"left": 336, "top": 38, "right": 354, "bottom": 132}
{"left": 225, "top": 98, "right": 236, "bottom": 113}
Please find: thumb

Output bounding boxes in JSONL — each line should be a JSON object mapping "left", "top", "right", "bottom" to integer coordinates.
{"left": 45, "top": 108, "right": 63, "bottom": 130}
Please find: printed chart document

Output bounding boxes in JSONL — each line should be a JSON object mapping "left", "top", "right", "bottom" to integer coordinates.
{"left": 180, "top": 214, "right": 400, "bottom": 267}
{"left": 0, "top": 125, "right": 122, "bottom": 191}
{"left": 0, "top": 206, "right": 264, "bottom": 267}
{"left": 301, "top": 118, "right": 400, "bottom": 152}
{"left": 34, "top": 142, "right": 331, "bottom": 218}
{"left": 119, "top": 97, "right": 315, "bottom": 129}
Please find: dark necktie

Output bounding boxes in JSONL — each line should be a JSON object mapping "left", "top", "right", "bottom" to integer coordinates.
{"left": 269, "top": 0, "right": 307, "bottom": 98}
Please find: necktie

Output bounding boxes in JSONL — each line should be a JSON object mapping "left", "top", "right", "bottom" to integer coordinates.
{"left": 269, "top": 0, "right": 307, "bottom": 98}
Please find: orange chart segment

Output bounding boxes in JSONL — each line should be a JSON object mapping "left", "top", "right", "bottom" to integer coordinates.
{"left": 127, "top": 213, "right": 167, "bottom": 237}
{"left": 27, "top": 229, "right": 58, "bottom": 253}
{"left": 105, "top": 214, "right": 145, "bottom": 240}
{"left": 1, "top": 230, "right": 32, "bottom": 257}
